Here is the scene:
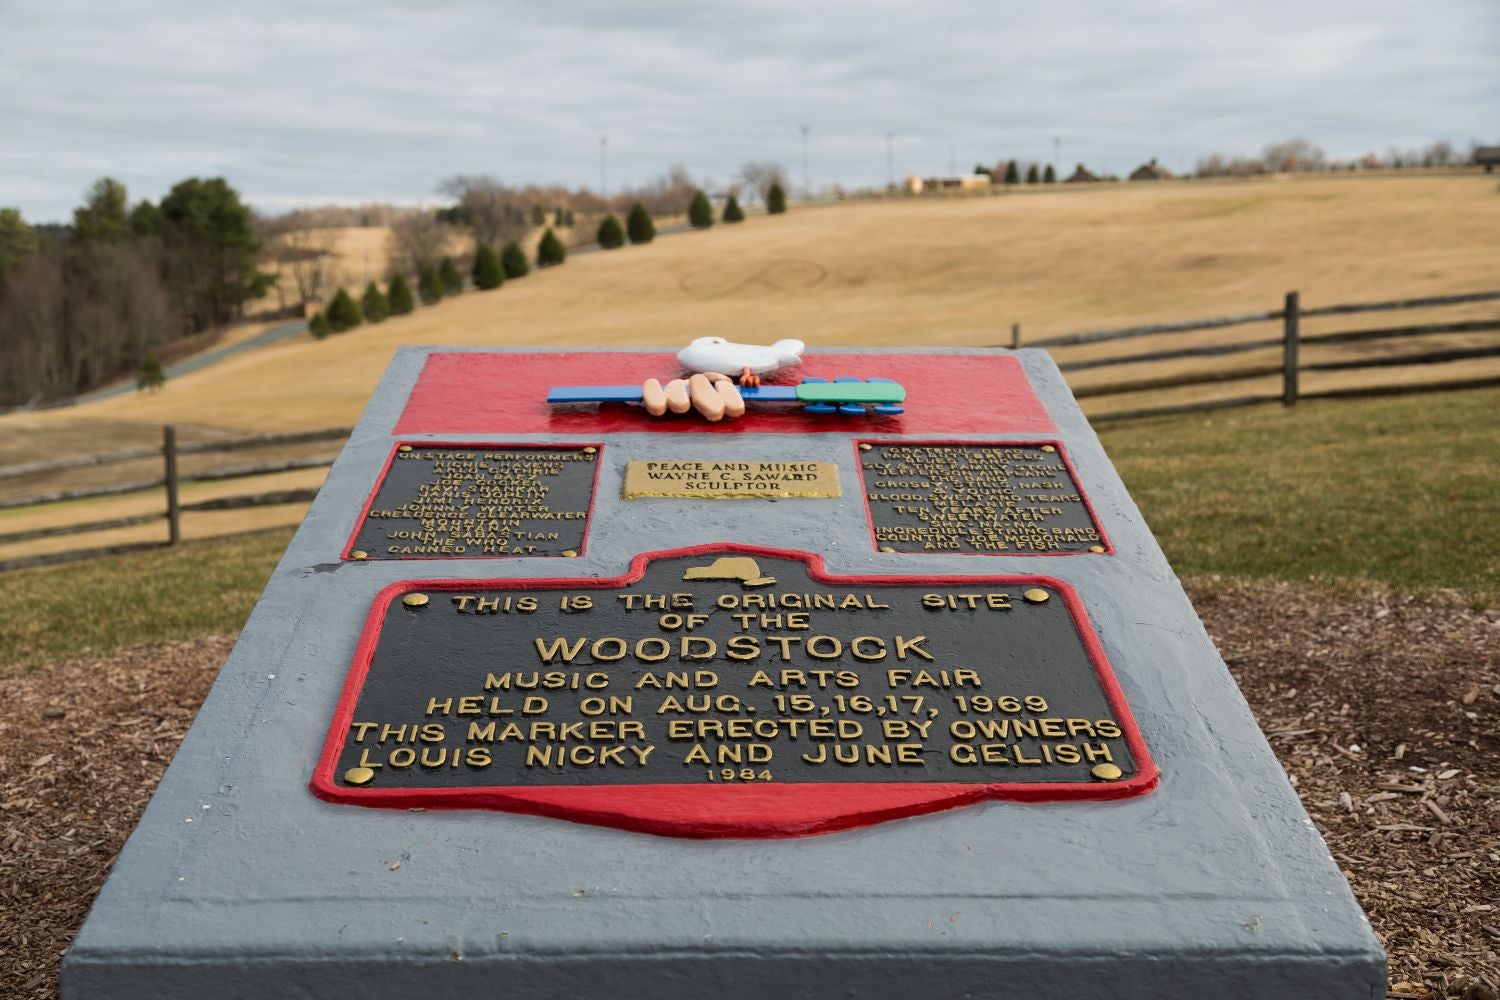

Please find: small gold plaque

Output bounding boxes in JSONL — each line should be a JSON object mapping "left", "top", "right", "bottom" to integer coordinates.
{"left": 622, "top": 460, "right": 841, "bottom": 500}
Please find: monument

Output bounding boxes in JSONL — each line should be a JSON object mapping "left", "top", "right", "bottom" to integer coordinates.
{"left": 63, "top": 345, "right": 1385, "bottom": 997}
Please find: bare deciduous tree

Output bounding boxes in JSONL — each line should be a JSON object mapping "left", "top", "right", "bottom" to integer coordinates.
{"left": 436, "top": 175, "right": 530, "bottom": 249}
{"left": 738, "top": 161, "right": 789, "bottom": 206}
{"left": 387, "top": 210, "right": 450, "bottom": 278}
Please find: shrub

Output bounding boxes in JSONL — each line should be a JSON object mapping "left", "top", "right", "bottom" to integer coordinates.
{"left": 135, "top": 352, "right": 166, "bottom": 391}
{"left": 722, "top": 195, "right": 745, "bottom": 223}
{"left": 361, "top": 281, "right": 389, "bottom": 322}
{"left": 627, "top": 202, "right": 655, "bottom": 244}
{"left": 597, "top": 214, "right": 625, "bottom": 249}
{"left": 1003, "top": 160, "right": 1020, "bottom": 184}
{"left": 308, "top": 312, "right": 332, "bottom": 339}
{"left": 439, "top": 256, "right": 463, "bottom": 296}
{"left": 1043, "top": 164, "right": 1057, "bottom": 183}
{"left": 501, "top": 240, "right": 529, "bottom": 278}
{"left": 537, "top": 227, "right": 566, "bottom": 266}
{"left": 418, "top": 265, "right": 443, "bottom": 305}
{"left": 472, "top": 244, "right": 503, "bottom": 290}
{"left": 1026, "top": 163, "right": 1040, "bottom": 184}
{"left": 531, "top": 204, "right": 545, "bottom": 226}
{"left": 387, "top": 273, "right": 415, "bottom": 315}
{"left": 325, "top": 286, "right": 363, "bottom": 332}
{"left": 766, "top": 181, "right": 787, "bottom": 214}
{"left": 688, "top": 190, "right": 713, "bottom": 228}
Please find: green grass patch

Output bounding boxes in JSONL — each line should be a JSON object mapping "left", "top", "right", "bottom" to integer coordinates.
{"left": 0, "top": 528, "right": 293, "bottom": 671}
{"left": 1101, "top": 387, "right": 1500, "bottom": 604}
{"left": 1, "top": 388, "right": 1495, "bottom": 669}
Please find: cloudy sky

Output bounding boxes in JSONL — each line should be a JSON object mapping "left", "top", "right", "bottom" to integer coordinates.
{"left": 2, "top": 0, "right": 1495, "bottom": 221}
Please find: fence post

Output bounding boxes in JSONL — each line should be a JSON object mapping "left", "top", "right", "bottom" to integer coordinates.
{"left": 1011, "top": 323, "right": 1022, "bottom": 350}
{"left": 1282, "top": 291, "right": 1300, "bottom": 406}
{"left": 163, "top": 424, "right": 180, "bottom": 545}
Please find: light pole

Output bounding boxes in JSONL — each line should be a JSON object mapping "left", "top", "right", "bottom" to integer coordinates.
{"left": 1053, "top": 135, "right": 1061, "bottom": 179}
{"left": 800, "top": 124, "right": 810, "bottom": 202}
{"left": 885, "top": 132, "right": 895, "bottom": 192}
{"left": 600, "top": 136, "right": 608, "bottom": 200}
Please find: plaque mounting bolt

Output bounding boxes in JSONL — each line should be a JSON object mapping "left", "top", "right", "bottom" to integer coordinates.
{"left": 1091, "top": 763, "right": 1123, "bottom": 781}
{"left": 859, "top": 443, "right": 872, "bottom": 451}
{"left": 403, "top": 593, "right": 430, "bottom": 609}
{"left": 343, "top": 767, "right": 376, "bottom": 786}
{"left": 1041, "top": 445, "right": 1056, "bottom": 453}
{"left": 351, "top": 550, "right": 369, "bottom": 560}
{"left": 879, "top": 546, "right": 896, "bottom": 553}
{"left": 583, "top": 447, "right": 597, "bottom": 454}
{"left": 398, "top": 445, "right": 413, "bottom": 453}
{"left": 1088, "top": 545, "right": 1105, "bottom": 554}
{"left": 563, "top": 550, "right": 579, "bottom": 558}
{"left": 1022, "top": 588, "right": 1050, "bottom": 603}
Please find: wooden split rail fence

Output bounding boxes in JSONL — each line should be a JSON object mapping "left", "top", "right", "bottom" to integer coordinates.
{"left": 0, "top": 426, "right": 350, "bottom": 572}
{"left": 3, "top": 285, "right": 1499, "bottom": 572}
{"left": 1005, "top": 288, "right": 1500, "bottom": 422}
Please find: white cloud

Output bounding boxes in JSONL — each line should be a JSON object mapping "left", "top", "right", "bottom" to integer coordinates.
{"left": 0, "top": 0, "right": 1494, "bottom": 220}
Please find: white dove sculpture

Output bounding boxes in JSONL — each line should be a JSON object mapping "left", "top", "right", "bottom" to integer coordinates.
{"left": 677, "top": 337, "right": 805, "bottom": 384}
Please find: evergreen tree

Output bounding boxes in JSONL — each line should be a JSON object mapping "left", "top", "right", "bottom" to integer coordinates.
{"left": 0, "top": 207, "right": 39, "bottom": 272}
{"left": 597, "top": 213, "right": 625, "bottom": 249}
{"left": 564, "top": 208, "right": 575, "bottom": 226}
{"left": 128, "top": 200, "right": 165, "bottom": 236}
{"left": 361, "top": 281, "right": 390, "bottom": 323}
{"left": 688, "top": 190, "right": 714, "bottom": 228}
{"left": 472, "top": 244, "right": 504, "bottom": 290}
{"left": 387, "top": 273, "right": 415, "bottom": 315}
{"left": 309, "top": 311, "right": 333, "bottom": 338}
{"left": 135, "top": 352, "right": 166, "bottom": 392}
{"left": 74, "top": 178, "right": 130, "bottom": 239}
{"left": 325, "top": 286, "right": 363, "bottom": 332}
{"left": 1026, "top": 163, "right": 1040, "bottom": 184}
{"left": 626, "top": 202, "right": 655, "bottom": 244}
{"left": 766, "top": 182, "right": 787, "bottom": 214}
{"left": 158, "top": 177, "right": 274, "bottom": 330}
{"left": 722, "top": 194, "right": 745, "bottom": 223}
{"left": 1003, "top": 160, "right": 1021, "bottom": 184}
{"left": 501, "top": 240, "right": 530, "bottom": 279}
{"left": 418, "top": 265, "right": 443, "bottom": 305}
{"left": 531, "top": 205, "right": 545, "bottom": 226}
{"left": 554, "top": 207, "right": 565, "bottom": 226}
{"left": 537, "top": 227, "right": 566, "bottom": 266}
{"left": 439, "top": 256, "right": 463, "bottom": 295}
{"left": 1043, "top": 164, "right": 1057, "bottom": 184}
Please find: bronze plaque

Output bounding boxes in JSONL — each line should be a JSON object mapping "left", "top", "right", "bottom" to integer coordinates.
{"left": 859, "top": 442, "right": 1108, "bottom": 554}
{"left": 346, "top": 444, "right": 599, "bottom": 560}
{"left": 313, "top": 547, "right": 1153, "bottom": 838}
{"left": 622, "top": 460, "right": 841, "bottom": 499}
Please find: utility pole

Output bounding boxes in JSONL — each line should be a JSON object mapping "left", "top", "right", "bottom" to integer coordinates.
{"left": 885, "top": 133, "right": 895, "bottom": 192}
{"left": 600, "top": 136, "right": 608, "bottom": 200}
{"left": 1053, "top": 135, "right": 1061, "bottom": 178}
{"left": 950, "top": 146, "right": 956, "bottom": 178}
{"left": 800, "top": 124, "right": 810, "bottom": 202}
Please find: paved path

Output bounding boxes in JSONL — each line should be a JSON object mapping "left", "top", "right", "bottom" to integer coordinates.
{"left": 73, "top": 318, "right": 309, "bottom": 405}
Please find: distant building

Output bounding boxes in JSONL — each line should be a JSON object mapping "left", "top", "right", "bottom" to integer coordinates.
{"left": 1064, "top": 163, "right": 1099, "bottom": 183}
{"left": 908, "top": 175, "right": 990, "bottom": 194}
{"left": 904, "top": 176, "right": 925, "bottom": 194}
{"left": 1128, "top": 158, "right": 1173, "bottom": 181}
{"left": 1476, "top": 146, "right": 1500, "bottom": 173}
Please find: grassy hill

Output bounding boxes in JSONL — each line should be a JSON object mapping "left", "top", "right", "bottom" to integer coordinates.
{"left": 5, "top": 173, "right": 1496, "bottom": 436}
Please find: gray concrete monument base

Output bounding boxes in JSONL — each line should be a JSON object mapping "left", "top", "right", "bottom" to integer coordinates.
{"left": 63, "top": 347, "right": 1386, "bottom": 999}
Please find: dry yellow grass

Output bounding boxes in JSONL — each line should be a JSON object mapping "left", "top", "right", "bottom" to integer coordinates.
{"left": 9, "top": 173, "right": 1496, "bottom": 436}
{"left": 2, "top": 173, "right": 1497, "bottom": 562}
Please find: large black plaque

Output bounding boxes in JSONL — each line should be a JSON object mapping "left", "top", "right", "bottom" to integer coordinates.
{"left": 323, "top": 550, "right": 1145, "bottom": 790}
{"left": 347, "top": 444, "right": 598, "bottom": 559}
{"left": 859, "top": 441, "right": 1107, "bottom": 554}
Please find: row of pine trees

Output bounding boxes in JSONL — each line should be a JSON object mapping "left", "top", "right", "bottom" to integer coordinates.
{"left": 310, "top": 182, "right": 788, "bottom": 337}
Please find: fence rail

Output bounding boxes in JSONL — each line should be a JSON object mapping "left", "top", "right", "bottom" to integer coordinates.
{"left": 1010, "top": 287, "right": 1500, "bottom": 422}
{"left": 0, "top": 425, "right": 347, "bottom": 572}
{"left": 3, "top": 285, "right": 1498, "bottom": 572}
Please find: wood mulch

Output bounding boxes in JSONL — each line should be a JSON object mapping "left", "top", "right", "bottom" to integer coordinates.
{"left": 1, "top": 583, "right": 1496, "bottom": 1000}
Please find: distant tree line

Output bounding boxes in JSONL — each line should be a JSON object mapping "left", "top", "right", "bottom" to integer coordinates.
{"left": 1194, "top": 138, "right": 1482, "bottom": 177}
{"left": 0, "top": 176, "right": 270, "bottom": 407}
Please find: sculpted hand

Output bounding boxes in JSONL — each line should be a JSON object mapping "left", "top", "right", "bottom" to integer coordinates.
{"left": 642, "top": 372, "right": 746, "bottom": 422}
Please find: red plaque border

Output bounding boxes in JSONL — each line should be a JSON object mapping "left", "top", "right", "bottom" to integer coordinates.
{"left": 310, "top": 544, "right": 1157, "bottom": 838}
